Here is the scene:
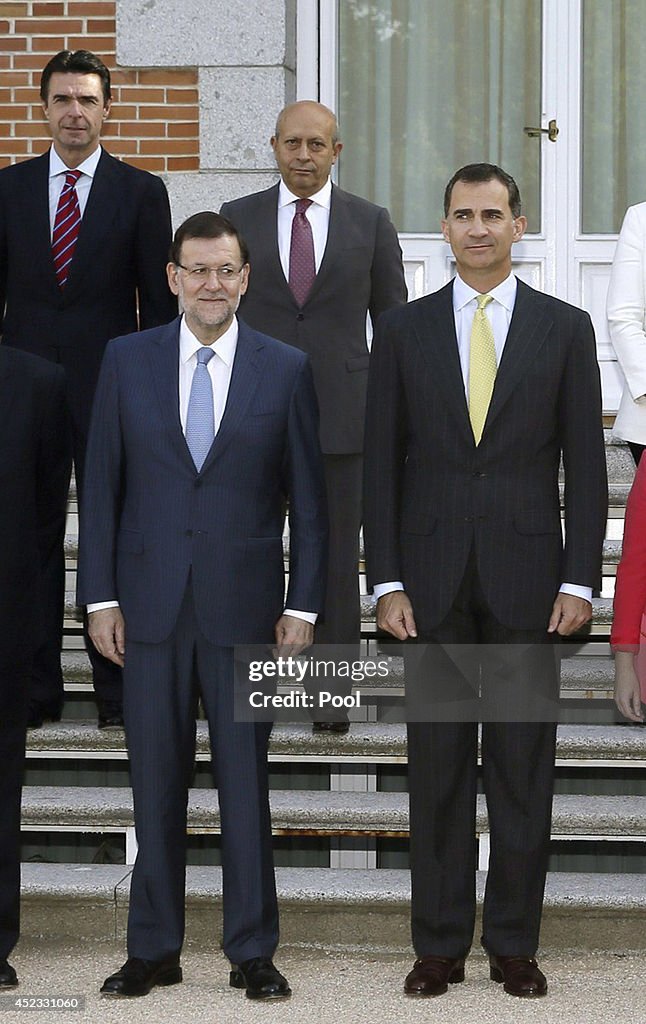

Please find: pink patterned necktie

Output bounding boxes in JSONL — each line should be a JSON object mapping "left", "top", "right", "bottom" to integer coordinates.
{"left": 288, "top": 198, "right": 316, "bottom": 307}
{"left": 52, "top": 169, "right": 82, "bottom": 288}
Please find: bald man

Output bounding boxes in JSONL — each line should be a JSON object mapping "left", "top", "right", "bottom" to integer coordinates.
{"left": 221, "top": 102, "right": 406, "bottom": 729}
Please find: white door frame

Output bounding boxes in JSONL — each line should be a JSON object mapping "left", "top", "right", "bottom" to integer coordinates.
{"left": 298, "top": 0, "right": 622, "bottom": 412}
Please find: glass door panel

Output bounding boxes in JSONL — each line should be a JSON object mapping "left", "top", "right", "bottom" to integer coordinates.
{"left": 581, "top": 0, "right": 646, "bottom": 233}
{"left": 338, "top": 0, "right": 543, "bottom": 232}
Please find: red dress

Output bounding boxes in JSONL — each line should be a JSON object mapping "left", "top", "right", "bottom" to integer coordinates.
{"left": 612, "top": 456, "right": 646, "bottom": 663}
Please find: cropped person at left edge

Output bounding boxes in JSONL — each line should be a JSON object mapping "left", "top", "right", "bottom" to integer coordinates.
{"left": 77, "top": 212, "right": 328, "bottom": 1000}
{"left": 0, "top": 349, "right": 71, "bottom": 990}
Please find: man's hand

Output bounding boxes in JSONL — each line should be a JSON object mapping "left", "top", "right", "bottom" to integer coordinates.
{"left": 614, "top": 651, "right": 645, "bottom": 723}
{"left": 547, "top": 593, "right": 592, "bottom": 636}
{"left": 88, "top": 607, "right": 126, "bottom": 666}
{"left": 376, "top": 591, "right": 418, "bottom": 640}
{"left": 274, "top": 614, "right": 314, "bottom": 656}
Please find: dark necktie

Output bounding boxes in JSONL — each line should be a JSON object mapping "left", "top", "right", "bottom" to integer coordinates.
{"left": 186, "top": 347, "right": 215, "bottom": 471}
{"left": 52, "top": 170, "right": 82, "bottom": 288}
{"left": 288, "top": 198, "right": 316, "bottom": 307}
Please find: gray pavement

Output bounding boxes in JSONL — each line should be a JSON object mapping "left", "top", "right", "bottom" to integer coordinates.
{"left": 3, "top": 939, "right": 646, "bottom": 1024}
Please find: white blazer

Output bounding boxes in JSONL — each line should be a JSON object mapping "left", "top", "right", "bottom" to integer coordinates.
{"left": 607, "top": 202, "right": 646, "bottom": 444}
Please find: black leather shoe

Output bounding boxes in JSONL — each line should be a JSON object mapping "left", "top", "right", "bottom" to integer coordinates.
{"left": 404, "top": 955, "right": 465, "bottom": 997}
{"left": 229, "top": 957, "right": 291, "bottom": 1000}
{"left": 488, "top": 954, "right": 547, "bottom": 997}
{"left": 312, "top": 720, "right": 350, "bottom": 734}
{"left": 0, "top": 960, "right": 18, "bottom": 988}
{"left": 97, "top": 701, "right": 124, "bottom": 730}
{"left": 27, "top": 700, "right": 63, "bottom": 729}
{"left": 100, "top": 956, "right": 182, "bottom": 997}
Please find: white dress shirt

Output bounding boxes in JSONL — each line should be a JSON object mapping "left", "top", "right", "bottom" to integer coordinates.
{"left": 373, "top": 272, "right": 591, "bottom": 605}
{"left": 276, "top": 178, "right": 332, "bottom": 279}
{"left": 88, "top": 314, "right": 316, "bottom": 623}
{"left": 48, "top": 144, "right": 102, "bottom": 235}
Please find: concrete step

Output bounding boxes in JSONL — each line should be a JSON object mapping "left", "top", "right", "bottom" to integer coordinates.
{"left": 25, "top": 721, "right": 646, "bottom": 768}
{"left": 18, "top": 863, "right": 646, "bottom": 950}
{"left": 20, "top": 786, "right": 646, "bottom": 842}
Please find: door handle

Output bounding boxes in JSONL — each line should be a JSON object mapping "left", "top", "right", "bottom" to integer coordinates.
{"left": 523, "top": 118, "right": 559, "bottom": 142}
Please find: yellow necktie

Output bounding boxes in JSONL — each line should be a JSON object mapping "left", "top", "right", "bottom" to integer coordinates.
{"left": 468, "top": 293, "right": 496, "bottom": 444}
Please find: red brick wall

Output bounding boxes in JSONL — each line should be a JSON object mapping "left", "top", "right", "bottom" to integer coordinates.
{"left": 0, "top": 1, "right": 199, "bottom": 171}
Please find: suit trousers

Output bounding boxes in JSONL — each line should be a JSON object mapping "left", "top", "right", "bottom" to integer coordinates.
{"left": 0, "top": 656, "right": 29, "bottom": 960}
{"left": 406, "top": 550, "right": 558, "bottom": 959}
{"left": 123, "top": 581, "right": 278, "bottom": 965}
{"left": 28, "top": 342, "right": 122, "bottom": 709}
{"left": 313, "top": 453, "right": 362, "bottom": 647}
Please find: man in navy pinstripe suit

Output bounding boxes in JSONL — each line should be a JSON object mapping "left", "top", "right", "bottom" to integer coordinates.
{"left": 364, "top": 165, "right": 607, "bottom": 999}
{"left": 77, "top": 212, "right": 327, "bottom": 1001}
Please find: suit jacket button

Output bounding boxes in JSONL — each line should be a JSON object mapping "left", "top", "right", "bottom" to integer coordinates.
{"left": 194, "top": 479, "right": 202, "bottom": 488}
{"left": 296, "top": 312, "right": 305, "bottom": 321}
{"left": 463, "top": 516, "right": 473, "bottom": 522}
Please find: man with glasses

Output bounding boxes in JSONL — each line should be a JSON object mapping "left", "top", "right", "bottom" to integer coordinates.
{"left": 77, "top": 212, "right": 327, "bottom": 1000}
{"left": 221, "top": 101, "right": 407, "bottom": 730}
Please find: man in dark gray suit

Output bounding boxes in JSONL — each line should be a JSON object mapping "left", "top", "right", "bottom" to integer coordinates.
{"left": 0, "top": 50, "right": 176, "bottom": 728}
{"left": 364, "top": 164, "right": 607, "bottom": 998}
{"left": 221, "top": 101, "right": 407, "bottom": 730}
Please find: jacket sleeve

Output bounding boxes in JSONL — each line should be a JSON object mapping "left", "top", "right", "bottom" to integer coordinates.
{"left": 76, "top": 342, "right": 124, "bottom": 605}
{"left": 283, "top": 358, "right": 328, "bottom": 614}
{"left": 368, "top": 207, "right": 408, "bottom": 325}
{"left": 36, "top": 363, "right": 72, "bottom": 571}
{"left": 363, "top": 309, "right": 407, "bottom": 589}
{"left": 135, "top": 174, "right": 177, "bottom": 329}
{"left": 607, "top": 204, "right": 646, "bottom": 401}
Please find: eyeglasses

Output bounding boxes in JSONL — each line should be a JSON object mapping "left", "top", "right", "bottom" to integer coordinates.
{"left": 176, "top": 263, "right": 245, "bottom": 284}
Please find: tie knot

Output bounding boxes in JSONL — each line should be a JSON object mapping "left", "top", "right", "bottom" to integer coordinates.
{"left": 196, "top": 347, "right": 215, "bottom": 366}
{"left": 295, "top": 198, "right": 312, "bottom": 216}
{"left": 65, "top": 170, "right": 82, "bottom": 187}
{"left": 476, "top": 293, "right": 493, "bottom": 311}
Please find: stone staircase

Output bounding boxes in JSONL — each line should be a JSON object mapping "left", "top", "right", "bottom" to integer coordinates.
{"left": 20, "top": 431, "right": 646, "bottom": 950}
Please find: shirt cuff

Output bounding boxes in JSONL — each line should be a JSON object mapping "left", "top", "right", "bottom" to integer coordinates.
{"left": 284, "top": 608, "right": 317, "bottom": 625}
{"left": 372, "top": 581, "right": 405, "bottom": 600}
{"left": 87, "top": 601, "right": 120, "bottom": 613}
{"left": 559, "top": 583, "right": 593, "bottom": 603}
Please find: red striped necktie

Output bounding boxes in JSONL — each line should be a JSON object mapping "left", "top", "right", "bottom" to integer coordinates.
{"left": 52, "top": 169, "right": 82, "bottom": 288}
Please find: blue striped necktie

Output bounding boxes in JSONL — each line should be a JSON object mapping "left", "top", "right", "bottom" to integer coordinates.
{"left": 186, "top": 347, "right": 215, "bottom": 471}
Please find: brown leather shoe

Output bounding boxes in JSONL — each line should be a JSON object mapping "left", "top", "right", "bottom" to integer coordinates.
{"left": 489, "top": 954, "right": 547, "bottom": 997}
{"left": 404, "top": 955, "right": 465, "bottom": 997}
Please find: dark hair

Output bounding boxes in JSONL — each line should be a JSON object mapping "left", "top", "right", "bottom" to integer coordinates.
{"left": 169, "top": 212, "right": 250, "bottom": 267}
{"left": 443, "top": 163, "right": 522, "bottom": 218}
{"left": 40, "top": 50, "right": 111, "bottom": 104}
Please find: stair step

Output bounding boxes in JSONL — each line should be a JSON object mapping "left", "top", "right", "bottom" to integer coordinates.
{"left": 18, "top": 863, "right": 646, "bottom": 950}
{"left": 19, "top": 786, "right": 646, "bottom": 839}
{"left": 25, "top": 721, "right": 646, "bottom": 767}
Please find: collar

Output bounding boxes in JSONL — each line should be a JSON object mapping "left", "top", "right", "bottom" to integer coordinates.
{"left": 452, "top": 271, "right": 517, "bottom": 313}
{"left": 278, "top": 177, "right": 332, "bottom": 210}
{"left": 179, "top": 314, "right": 239, "bottom": 366}
{"left": 49, "top": 144, "right": 102, "bottom": 180}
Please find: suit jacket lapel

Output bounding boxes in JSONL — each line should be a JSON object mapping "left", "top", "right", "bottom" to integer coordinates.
{"left": 303, "top": 183, "right": 343, "bottom": 305}
{"left": 23, "top": 152, "right": 60, "bottom": 297}
{"left": 413, "top": 282, "right": 474, "bottom": 445}
{"left": 484, "top": 279, "right": 554, "bottom": 434}
{"left": 200, "top": 321, "right": 264, "bottom": 471}
{"left": 64, "top": 150, "right": 119, "bottom": 297}
{"left": 147, "top": 318, "right": 194, "bottom": 467}
{"left": 260, "top": 183, "right": 296, "bottom": 307}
